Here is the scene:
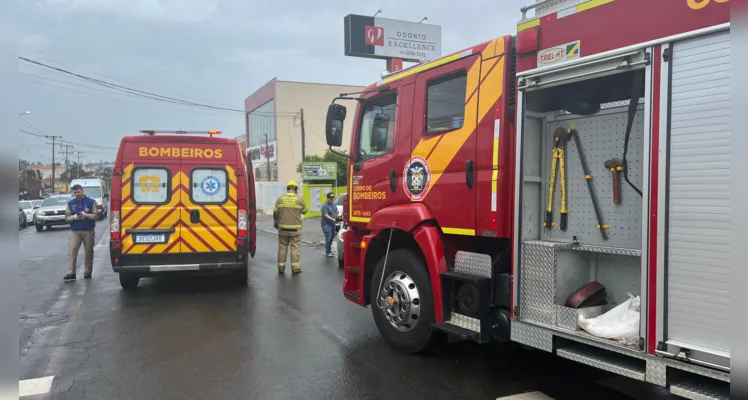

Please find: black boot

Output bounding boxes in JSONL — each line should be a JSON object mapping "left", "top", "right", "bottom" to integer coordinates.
{"left": 63, "top": 274, "right": 76, "bottom": 281}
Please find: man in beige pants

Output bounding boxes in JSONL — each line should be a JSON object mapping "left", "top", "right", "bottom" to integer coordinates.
{"left": 63, "top": 185, "right": 100, "bottom": 281}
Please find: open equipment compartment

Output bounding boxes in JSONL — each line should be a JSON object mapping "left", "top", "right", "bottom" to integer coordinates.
{"left": 516, "top": 62, "right": 648, "bottom": 351}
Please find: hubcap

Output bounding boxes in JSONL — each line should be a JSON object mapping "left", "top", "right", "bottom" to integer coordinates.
{"left": 378, "top": 271, "right": 421, "bottom": 332}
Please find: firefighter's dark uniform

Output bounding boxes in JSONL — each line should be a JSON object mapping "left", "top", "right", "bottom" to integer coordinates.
{"left": 274, "top": 182, "right": 307, "bottom": 274}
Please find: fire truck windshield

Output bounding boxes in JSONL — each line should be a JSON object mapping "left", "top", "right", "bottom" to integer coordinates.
{"left": 358, "top": 93, "right": 397, "bottom": 159}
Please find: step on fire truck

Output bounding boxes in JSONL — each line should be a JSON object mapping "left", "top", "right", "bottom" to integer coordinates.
{"left": 325, "top": 1, "right": 731, "bottom": 398}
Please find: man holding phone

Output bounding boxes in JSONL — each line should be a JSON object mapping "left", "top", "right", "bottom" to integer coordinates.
{"left": 63, "top": 184, "right": 100, "bottom": 281}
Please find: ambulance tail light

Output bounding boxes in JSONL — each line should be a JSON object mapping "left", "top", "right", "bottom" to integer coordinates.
{"left": 110, "top": 199, "right": 121, "bottom": 241}
{"left": 110, "top": 211, "right": 121, "bottom": 240}
{"left": 237, "top": 205, "right": 248, "bottom": 238}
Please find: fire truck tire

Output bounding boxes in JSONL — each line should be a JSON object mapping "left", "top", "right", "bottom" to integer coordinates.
{"left": 119, "top": 273, "right": 139, "bottom": 290}
{"left": 370, "top": 249, "right": 437, "bottom": 354}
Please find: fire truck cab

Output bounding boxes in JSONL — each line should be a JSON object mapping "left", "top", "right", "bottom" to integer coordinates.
{"left": 109, "top": 130, "right": 257, "bottom": 290}
{"left": 327, "top": 1, "right": 730, "bottom": 398}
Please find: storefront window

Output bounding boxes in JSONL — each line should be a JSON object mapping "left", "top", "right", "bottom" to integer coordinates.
{"left": 248, "top": 100, "right": 275, "bottom": 148}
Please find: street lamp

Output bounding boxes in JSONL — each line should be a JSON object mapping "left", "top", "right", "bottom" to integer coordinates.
{"left": 18, "top": 111, "right": 31, "bottom": 116}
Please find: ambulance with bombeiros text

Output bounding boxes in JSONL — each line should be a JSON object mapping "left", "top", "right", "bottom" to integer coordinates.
{"left": 109, "top": 130, "right": 257, "bottom": 290}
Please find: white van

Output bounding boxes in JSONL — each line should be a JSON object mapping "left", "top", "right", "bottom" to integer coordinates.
{"left": 69, "top": 178, "right": 109, "bottom": 219}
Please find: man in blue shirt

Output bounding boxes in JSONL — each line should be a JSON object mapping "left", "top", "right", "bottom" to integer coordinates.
{"left": 320, "top": 192, "right": 337, "bottom": 257}
{"left": 63, "top": 184, "right": 100, "bottom": 281}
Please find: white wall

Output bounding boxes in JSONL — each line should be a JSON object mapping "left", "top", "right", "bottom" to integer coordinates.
{"left": 254, "top": 181, "right": 287, "bottom": 215}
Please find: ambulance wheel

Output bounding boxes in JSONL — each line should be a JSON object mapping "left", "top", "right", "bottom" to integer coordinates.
{"left": 236, "top": 262, "right": 248, "bottom": 285}
{"left": 119, "top": 273, "right": 139, "bottom": 290}
{"left": 370, "top": 249, "right": 437, "bottom": 354}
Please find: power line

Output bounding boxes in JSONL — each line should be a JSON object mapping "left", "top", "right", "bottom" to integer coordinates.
{"left": 20, "top": 57, "right": 247, "bottom": 113}
{"left": 20, "top": 57, "right": 302, "bottom": 118}
{"left": 20, "top": 71, "right": 300, "bottom": 118}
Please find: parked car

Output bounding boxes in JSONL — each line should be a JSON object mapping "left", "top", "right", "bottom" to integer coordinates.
{"left": 334, "top": 193, "right": 346, "bottom": 225}
{"left": 34, "top": 194, "right": 73, "bottom": 232}
{"left": 19, "top": 207, "right": 27, "bottom": 229}
{"left": 336, "top": 223, "right": 346, "bottom": 268}
{"left": 19, "top": 201, "right": 34, "bottom": 224}
{"left": 31, "top": 199, "right": 43, "bottom": 208}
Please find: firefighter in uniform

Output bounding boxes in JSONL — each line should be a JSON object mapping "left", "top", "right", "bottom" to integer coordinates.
{"left": 273, "top": 180, "right": 307, "bottom": 274}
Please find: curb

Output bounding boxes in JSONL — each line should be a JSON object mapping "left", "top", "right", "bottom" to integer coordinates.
{"left": 256, "top": 228, "right": 322, "bottom": 246}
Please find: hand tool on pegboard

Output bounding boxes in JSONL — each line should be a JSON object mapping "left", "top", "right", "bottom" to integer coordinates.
{"left": 604, "top": 158, "right": 624, "bottom": 205}
{"left": 545, "top": 127, "right": 569, "bottom": 231}
{"left": 568, "top": 125, "right": 609, "bottom": 241}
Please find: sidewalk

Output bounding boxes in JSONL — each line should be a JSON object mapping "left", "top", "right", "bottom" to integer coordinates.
{"left": 255, "top": 214, "right": 328, "bottom": 247}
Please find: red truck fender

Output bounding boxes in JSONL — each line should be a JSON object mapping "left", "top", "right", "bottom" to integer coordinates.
{"left": 360, "top": 203, "right": 448, "bottom": 323}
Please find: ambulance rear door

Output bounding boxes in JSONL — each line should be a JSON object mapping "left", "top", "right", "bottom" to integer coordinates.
{"left": 246, "top": 151, "right": 257, "bottom": 258}
{"left": 181, "top": 142, "right": 239, "bottom": 258}
{"left": 121, "top": 142, "right": 183, "bottom": 257}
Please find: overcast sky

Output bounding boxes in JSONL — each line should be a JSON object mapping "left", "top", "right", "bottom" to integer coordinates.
{"left": 17, "top": 0, "right": 526, "bottom": 164}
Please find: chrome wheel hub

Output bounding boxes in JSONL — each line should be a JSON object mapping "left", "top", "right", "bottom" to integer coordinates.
{"left": 378, "top": 271, "right": 421, "bottom": 332}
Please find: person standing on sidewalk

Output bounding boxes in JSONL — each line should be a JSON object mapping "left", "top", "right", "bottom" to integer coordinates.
{"left": 320, "top": 192, "right": 337, "bottom": 257}
{"left": 63, "top": 184, "right": 100, "bottom": 281}
{"left": 273, "top": 180, "right": 307, "bottom": 274}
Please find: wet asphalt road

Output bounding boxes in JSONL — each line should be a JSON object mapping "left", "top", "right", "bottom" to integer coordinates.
{"left": 18, "top": 223, "right": 678, "bottom": 400}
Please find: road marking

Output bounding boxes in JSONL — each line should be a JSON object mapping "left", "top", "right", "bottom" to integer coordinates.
{"left": 497, "top": 392, "right": 554, "bottom": 400}
{"left": 19, "top": 376, "right": 54, "bottom": 397}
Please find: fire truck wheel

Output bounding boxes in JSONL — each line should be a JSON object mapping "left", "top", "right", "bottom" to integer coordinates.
{"left": 119, "top": 273, "right": 139, "bottom": 291}
{"left": 370, "top": 249, "right": 436, "bottom": 354}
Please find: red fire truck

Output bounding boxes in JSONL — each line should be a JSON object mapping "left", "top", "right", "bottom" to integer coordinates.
{"left": 325, "top": 0, "right": 730, "bottom": 398}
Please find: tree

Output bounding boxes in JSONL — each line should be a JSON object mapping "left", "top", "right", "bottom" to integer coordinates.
{"left": 60, "top": 162, "right": 86, "bottom": 181}
{"left": 296, "top": 149, "right": 349, "bottom": 186}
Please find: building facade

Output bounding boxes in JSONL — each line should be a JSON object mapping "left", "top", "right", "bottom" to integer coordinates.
{"left": 244, "top": 79, "right": 364, "bottom": 183}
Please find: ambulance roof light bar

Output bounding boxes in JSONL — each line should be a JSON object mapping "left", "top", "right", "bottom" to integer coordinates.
{"left": 140, "top": 130, "right": 222, "bottom": 136}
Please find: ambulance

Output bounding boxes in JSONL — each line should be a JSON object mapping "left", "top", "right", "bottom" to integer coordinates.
{"left": 108, "top": 130, "right": 257, "bottom": 290}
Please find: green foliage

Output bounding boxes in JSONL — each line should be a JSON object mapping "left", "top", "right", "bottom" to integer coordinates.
{"left": 296, "top": 149, "right": 349, "bottom": 186}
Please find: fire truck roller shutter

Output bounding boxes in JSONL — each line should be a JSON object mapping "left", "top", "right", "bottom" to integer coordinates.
{"left": 664, "top": 30, "right": 730, "bottom": 368}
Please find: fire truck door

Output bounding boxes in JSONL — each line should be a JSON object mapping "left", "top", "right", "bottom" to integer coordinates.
{"left": 664, "top": 31, "right": 730, "bottom": 368}
{"left": 410, "top": 55, "right": 479, "bottom": 235}
{"left": 348, "top": 86, "right": 412, "bottom": 223}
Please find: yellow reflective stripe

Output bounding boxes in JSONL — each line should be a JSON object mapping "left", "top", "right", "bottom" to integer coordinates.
{"left": 350, "top": 216, "right": 371, "bottom": 223}
{"left": 291, "top": 263, "right": 300, "bottom": 267}
{"left": 517, "top": 0, "right": 615, "bottom": 31}
{"left": 442, "top": 227, "right": 476, "bottom": 236}
{"left": 279, "top": 224, "right": 302, "bottom": 229}
{"left": 577, "top": 0, "right": 614, "bottom": 12}
{"left": 277, "top": 204, "right": 303, "bottom": 209}
{"left": 517, "top": 18, "right": 540, "bottom": 32}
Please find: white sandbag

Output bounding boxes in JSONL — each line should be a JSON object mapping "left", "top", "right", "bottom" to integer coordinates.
{"left": 578, "top": 293, "right": 640, "bottom": 342}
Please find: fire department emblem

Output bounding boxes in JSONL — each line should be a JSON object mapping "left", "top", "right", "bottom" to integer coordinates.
{"left": 200, "top": 176, "right": 221, "bottom": 196}
{"left": 403, "top": 156, "right": 431, "bottom": 201}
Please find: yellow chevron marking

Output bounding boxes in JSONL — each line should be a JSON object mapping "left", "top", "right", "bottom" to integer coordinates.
{"left": 226, "top": 165, "right": 237, "bottom": 186}
{"left": 478, "top": 57, "right": 505, "bottom": 121}
{"left": 408, "top": 53, "right": 505, "bottom": 197}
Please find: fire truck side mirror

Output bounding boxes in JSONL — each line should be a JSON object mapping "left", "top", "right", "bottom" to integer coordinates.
{"left": 325, "top": 104, "right": 346, "bottom": 147}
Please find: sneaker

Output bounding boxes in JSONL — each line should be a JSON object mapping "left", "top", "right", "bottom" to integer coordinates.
{"left": 327, "top": 253, "right": 334, "bottom": 258}
{"left": 63, "top": 274, "right": 76, "bottom": 281}
{"left": 84, "top": 273, "right": 92, "bottom": 279}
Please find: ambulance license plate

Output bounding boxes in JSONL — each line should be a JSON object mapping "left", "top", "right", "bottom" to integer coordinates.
{"left": 135, "top": 234, "right": 166, "bottom": 244}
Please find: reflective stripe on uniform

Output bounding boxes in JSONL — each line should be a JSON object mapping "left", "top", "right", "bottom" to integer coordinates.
{"left": 291, "top": 263, "right": 300, "bottom": 267}
{"left": 278, "top": 224, "right": 302, "bottom": 229}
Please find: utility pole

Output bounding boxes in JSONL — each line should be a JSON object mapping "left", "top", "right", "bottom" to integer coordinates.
{"left": 300, "top": 108, "right": 306, "bottom": 161}
{"left": 74, "top": 151, "right": 85, "bottom": 179}
{"left": 263, "top": 134, "right": 271, "bottom": 181}
{"left": 45, "top": 135, "right": 62, "bottom": 193}
{"left": 59, "top": 143, "right": 74, "bottom": 180}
